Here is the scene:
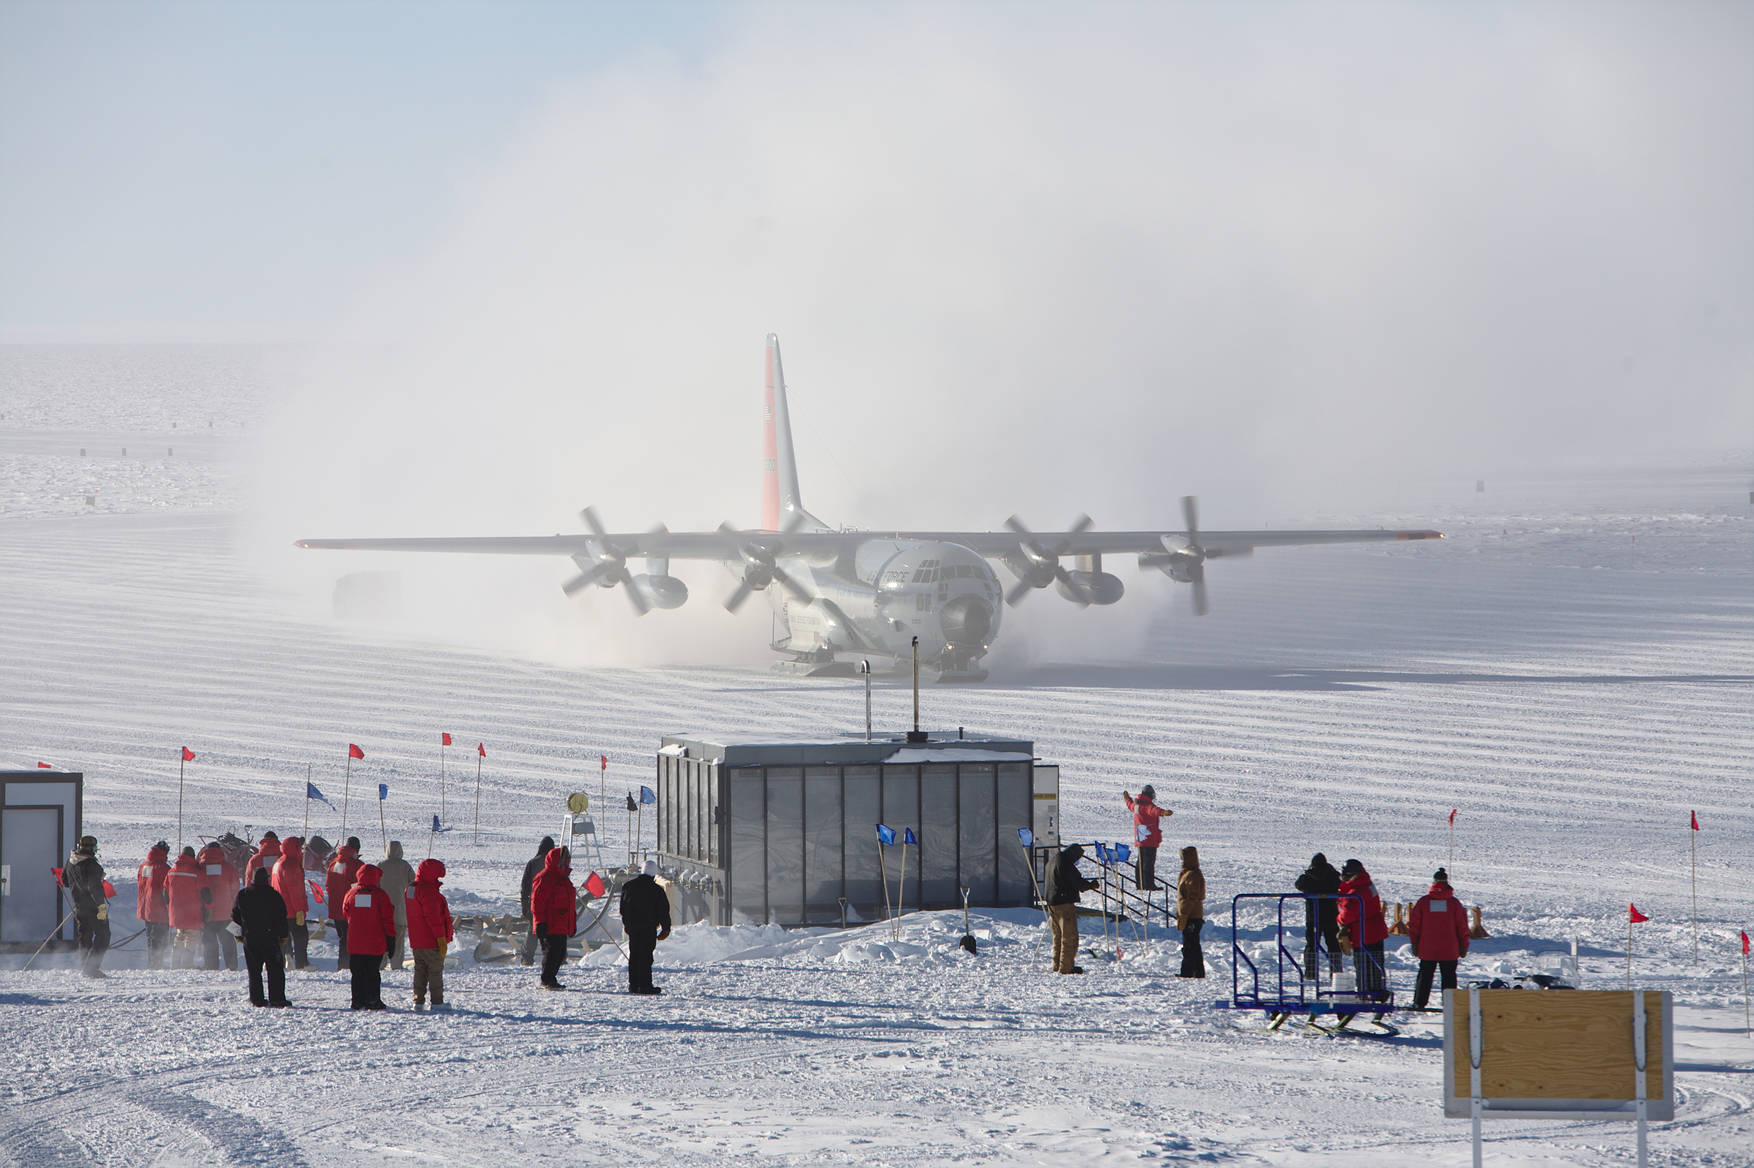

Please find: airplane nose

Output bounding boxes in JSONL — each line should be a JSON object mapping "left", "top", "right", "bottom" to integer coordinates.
{"left": 939, "top": 594, "right": 993, "bottom": 648}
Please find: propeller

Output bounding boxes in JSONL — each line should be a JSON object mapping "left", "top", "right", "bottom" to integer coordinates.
{"left": 1003, "top": 514, "right": 1094, "bottom": 607}
{"left": 720, "top": 513, "right": 810, "bottom": 613}
{"left": 560, "top": 507, "right": 650, "bottom": 615}
{"left": 1181, "top": 494, "right": 1208, "bottom": 616}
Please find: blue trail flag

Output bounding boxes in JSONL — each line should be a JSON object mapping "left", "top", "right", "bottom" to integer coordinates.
{"left": 1017, "top": 827, "right": 1034, "bottom": 847}
{"left": 639, "top": 785, "right": 656, "bottom": 806}
{"left": 431, "top": 814, "right": 453, "bottom": 833}
{"left": 1115, "top": 843, "right": 1131, "bottom": 863}
{"left": 903, "top": 827, "right": 917, "bottom": 846}
{"left": 378, "top": 783, "right": 388, "bottom": 801}
{"left": 1093, "top": 841, "right": 1110, "bottom": 864}
{"left": 876, "top": 824, "right": 896, "bottom": 846}
{"left": 306, "top": 782, "right": 335, "bottom": 808}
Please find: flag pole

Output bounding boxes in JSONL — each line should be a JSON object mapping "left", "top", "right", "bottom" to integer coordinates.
{"left": 342, "top": 754, "right": 352, "bottom": 835}
{"left": 878, "top": 842, "right": 892, "bottom": 928}
{"left": 1448, "top": 816, "right": 1454, "bottom": 874}
{"left": 896, "top": 838, "right": 909, "bottom": 941}
{"left": 176, "top": 750, "right": 186, "bottom": 852}
{"left": 379, "top": 791, "right": 387, "bottom": 853}
{"left": 440, "top": 740, "right": 447, "bottom": 819}
{"left": 1627, "top": 915, "right": 1634, "bottom": 990}
{"left": 303, "top": 764, "right": 312, "bottom": 839}
{"left": 1690, "top": 819, "right": 1698, "bottom": 964}
{"left": 473, "top": 752, "right": 481, "bottom": 846}
{"left": 1743, "top": 939, "right": 1750, "bottom": 1038}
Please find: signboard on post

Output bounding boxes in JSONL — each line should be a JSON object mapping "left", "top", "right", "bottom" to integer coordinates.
{"left": 1444, "top": 988, "right": 1673, "bottom": 1166}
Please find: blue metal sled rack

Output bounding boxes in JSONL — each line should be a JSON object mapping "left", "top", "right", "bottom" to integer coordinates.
{"left": 1215, "top": 893, "right": 1399, "bottom": 1036}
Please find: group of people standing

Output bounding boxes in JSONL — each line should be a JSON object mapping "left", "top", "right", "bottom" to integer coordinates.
{"left": 518, "top": 837, "right": 671, "bottom": 994}
{"left": 1294, "top": 854, "right": 1472, "bottom": 1008}
{"left": 1043, "top": 787, "right": 1206, "bottom": 979}
{"left": 1044, "top": 794, "right": 1472, "bottom": 1005}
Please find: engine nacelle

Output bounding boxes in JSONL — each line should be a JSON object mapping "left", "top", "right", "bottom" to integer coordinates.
{"left": 1139, "top": 549, "right": 1202, "bottom": 583}
{"left": 1057, "top": 571, "right": 1124, "bottom": 605}
{"left": 631, "top": 574, "right": 688, "bottom": 610}
{"left": 1002, "top": 550, "right": 1056, "bottom": 591}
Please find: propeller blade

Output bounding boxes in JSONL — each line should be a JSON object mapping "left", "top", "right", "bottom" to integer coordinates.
{"left": 771, "top": 563, "right": 812, "bottom": 603}
{"left": 724, "top": 577, "right": 757, "bottom": 613}
{"left": 1181, "top": 496, "right": 1209, "bottom": 615}
{"left": 1005, "top": 575, "right": 1037, "bottom": 607}
{"left": 561, "top": 572, "right": 595, "bottom": 598}
{"left": 621, "top": 574, "right": 652, "bottom": 616}
{"left": 1054, "top": 565, "right": 1091, "bottom": 607}
{"left": 580, "top": 506, "right": 608, "bottom": 538}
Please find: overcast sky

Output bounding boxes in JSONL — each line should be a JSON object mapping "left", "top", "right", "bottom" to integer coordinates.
{"left": 5, "top": 1, "right": 1750, "bottom": 537}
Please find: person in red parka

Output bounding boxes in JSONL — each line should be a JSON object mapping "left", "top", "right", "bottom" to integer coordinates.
{"left": 342, "top": 863, "right": 396, "bottom": 1009}
{"left": 325, "top": 836, "right": 363, "bottom": 971}
{"left": 1122, "top": 785, "right": 1173, "bottom": 890}
{"left": 406, "top": 858, "right": 455, "bottom": 1011}
{"left": 1409, "top": 867, "right": 1471, "bottom": 1009}
{"left": 197, "top": 840, "right": 239, "bottom": 971}
{"left": 271, "top": 836, "right": 310, "bottom": 970}
{"left": 136, "top": 841, "right": 172, "bottom": 969}
{"left": 1336, "top": 858, "right": 1390, "bottom": 1002}
{"left": 166, "top": 846, "right": 206, "bottom": 969}
{"left": 243, "top": 831, "right": 281, "bottom": 887}
{"left": 530, "top": 846, "right": 577, "bottom": 990}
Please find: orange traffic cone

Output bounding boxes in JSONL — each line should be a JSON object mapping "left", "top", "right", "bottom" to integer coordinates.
{"left": 1469, "top": 905, "right": 1490, "bottom": 940}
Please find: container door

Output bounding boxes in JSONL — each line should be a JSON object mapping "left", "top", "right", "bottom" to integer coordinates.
{"left": 1031, "top": 765, "right": 1060, "bottom": 849}
{"left": 1, "top": 807, "right": 63, "bottom": 942}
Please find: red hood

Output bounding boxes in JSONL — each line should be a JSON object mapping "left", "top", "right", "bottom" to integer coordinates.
{"left": 197, "top": 844, "right": 226, "bottom": 865}
{"left": 1427, "top": 881, "right": 1457, "bottom": 897}
{"left": 356, "top": 864, "right": 383, "bottom": 888}
{"left": 172, "top": 853, "right": 200, "bottom": 874}
{"left": 256, "top": 840, "right": 282, "bottom": 859}
{"left": 147, "top": 844, "right": 169, "bottom": 864}
{"left": 542, "top": 849, "right": 570, "bottom": 878}
{"left": 415, "top": 858, "right": 445, "bottom": 884}
{"left": 335, "top": 845, "right": 358, "bottom": 865}
{"left": 280, "top": 839, "right": 303, "bottom": 865}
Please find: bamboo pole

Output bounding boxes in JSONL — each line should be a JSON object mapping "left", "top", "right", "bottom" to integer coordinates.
{"left": 896, "top": 839, "right": 909, "bottom": 941}
{"left": 878, "top": 842, "right": 892, "bottom": 929}
{"left": 1690, "top": 823, "right": 1698, "bottom": 963}
{"left": 378, "top": 790, "right": 387, "bottom": 852}
{"left": 176, "top": 754, "right": 186, "bottom": 852}
{"left": 473, "top": 753, "right": 482, "bottom": 845}
{"left": 342, "top": 755, "right": 352, "bottom": 835}
{"left": 302, "top": 764, "right": 311, "bottom": 839}
{"left": 1626, "top": 916, "right": 1634, "bottom": 990}
{"left": 440, "top": 741, "right": 447, "bottom": 819}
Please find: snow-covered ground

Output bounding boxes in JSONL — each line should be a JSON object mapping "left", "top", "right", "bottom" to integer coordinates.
{"left": 2, "top": 347, "right": 1751, "bottom": 1166}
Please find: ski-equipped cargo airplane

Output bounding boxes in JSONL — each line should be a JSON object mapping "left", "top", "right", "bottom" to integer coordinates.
{"left": 298, "top": 334, "right": 1442, "bottom": 681}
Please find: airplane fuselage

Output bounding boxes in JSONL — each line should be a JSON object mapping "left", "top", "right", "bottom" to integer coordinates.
{"left": 759, "top": 539, "right": 1004, "bottom": 674}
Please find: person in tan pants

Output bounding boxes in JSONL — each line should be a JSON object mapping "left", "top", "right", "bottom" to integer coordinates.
{"left": 405, "top": 858, "right": 455, "bottom": 1010}
{"left": 1044, "top": 844, "right": 1099, "bottom": 974}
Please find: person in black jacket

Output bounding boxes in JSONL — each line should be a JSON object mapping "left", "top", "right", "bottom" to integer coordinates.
{"left": 1295, "top": 853, "right": 1344, "bottom": 978}
{"left": 1044, "top": 844, "right": 1100, "bottom": 975}
{"left": 232, "top": 868, "right": 291, "bottom": 1007}
{"left": 60, "top": 836, "right": 110, "bottom": 979}
{"left": 519, "top": 836, "right": 555, "bottom": 966}
{"left": 619, "top": 860, "right": 673, "bottom": 995}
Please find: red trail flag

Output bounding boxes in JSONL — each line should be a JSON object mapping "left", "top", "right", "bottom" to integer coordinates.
{"left": 441, "top": 732, "right": 452, "bottom": 746}
{"left": 181, "top": 746, "right": 195, "bottom": 762}
{"left": 1742, "top": 930, "right": 1750, "bottom": 955}
{"left": 477, "top": 743, "right": 486, "bottom": 758}
{"left": 1629, "top": 903, "right": 1650, "bottom": 923}
{"left": 1448, "top": 808, "right": 1457, "bottom": 826}
{"left": 1691, "top": 810, "right": 1700, "bottom": 831}
{"left": 585, "top": 871, "right": 607, "bottom": 898}
{"left": 36, "top": 761, "right": 50, "bottom": 768}
{"left": 348, "top": 743, "right": 365, "bottom": 760}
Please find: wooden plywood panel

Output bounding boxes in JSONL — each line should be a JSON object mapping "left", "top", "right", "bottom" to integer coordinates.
{"left": 1446, "top": 990, "right": 1668, "bottom": 1108}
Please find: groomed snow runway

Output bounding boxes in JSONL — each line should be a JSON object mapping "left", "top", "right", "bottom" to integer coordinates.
{"left": 1, "top": 378, "right": 1751, "bottom": 1165}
